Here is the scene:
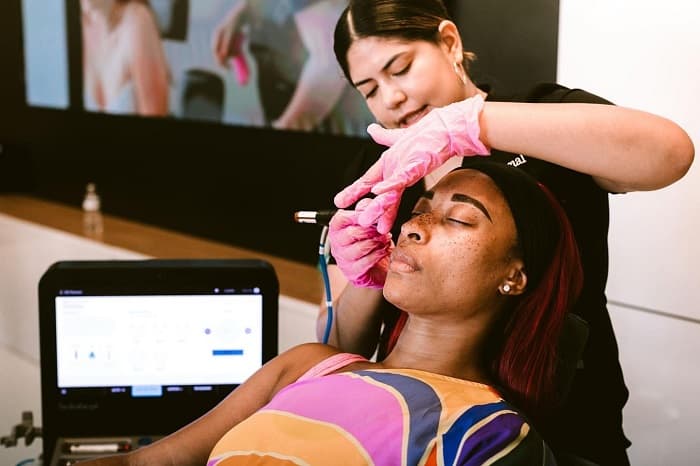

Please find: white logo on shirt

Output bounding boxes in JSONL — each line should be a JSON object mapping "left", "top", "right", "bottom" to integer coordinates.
{"left": 507, "top": 154, "right": 527, "bottom": 167}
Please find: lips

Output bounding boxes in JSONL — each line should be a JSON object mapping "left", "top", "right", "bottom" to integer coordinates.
{"left": 389, "top": 248, "right": 420, "bottom": 273}
{"left": 398, "top": 106, "right": 429, "bottom": 128}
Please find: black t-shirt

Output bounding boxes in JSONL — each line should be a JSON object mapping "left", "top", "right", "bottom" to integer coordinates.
{"left": 336, "top": 83, "right": 631, "bottom": 465}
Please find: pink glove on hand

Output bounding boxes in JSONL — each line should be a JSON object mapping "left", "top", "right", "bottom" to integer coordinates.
{"left": 334, "top": 95, "right": 490, "bottom": 234}
{"left": 328, "top": 201, "right": 393, "bottom": 289}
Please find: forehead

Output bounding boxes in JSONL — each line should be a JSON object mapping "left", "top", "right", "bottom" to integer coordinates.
{"left": 431, "top": 169, "right": 510, "bottom": 212}
{"left": 436, "top": 169, "right": 500, "bottom": 195}
{"left": 347, "top": 36, "right": 424, "bottom": 79}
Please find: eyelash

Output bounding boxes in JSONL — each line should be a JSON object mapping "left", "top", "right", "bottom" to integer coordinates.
{"left": 410, "top": 211, "right": 472, "bottom": 226}
{"left": 448, "top": 218, "right": 471, "bottom": 226}
{"left": 364, "top": 65, "right": 411, "bottom": 99}
{"left": 393, "top": 64, "right": 410, "bottom": 76}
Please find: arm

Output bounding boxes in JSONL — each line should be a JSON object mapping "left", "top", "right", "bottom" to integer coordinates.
{"left": 316, "top": 206, "right": 392, "bottom": 357}
{"left": 78, "top": 343, "right": 336, "bottom": 466}
{"left": 319, "top": 148, "right": 422, "bottom": 356}
{"left": 317, "top": 265, "right": 386, "bottom": 358}
{"left": 81, "top": 9, "right": 105, "bottom": 109}
{"left": 125, "top": 3, "right": 170, "bottom": 116}
{"left": 337, "top": 95, "right": 694, "bottom": 231}
{"left": 272, "top": 0, "right": 348, "bottom": 131}
{"left": 479, "top": 101, "right": 694, "bottom": 192}
{"left": 210, "top": 0, "right": 248, "bottom": 68}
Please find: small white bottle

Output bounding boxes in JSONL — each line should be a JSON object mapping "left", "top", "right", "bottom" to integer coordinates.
{"left": 82, "top": 182, "right": 104, "bottom": 238}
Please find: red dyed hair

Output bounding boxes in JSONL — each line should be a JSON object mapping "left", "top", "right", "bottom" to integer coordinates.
{"left": 385, "top": 310, "right": 408, "bottom": 354}
{"left": 494, "top": 183, "right": 583, "bottom": 417}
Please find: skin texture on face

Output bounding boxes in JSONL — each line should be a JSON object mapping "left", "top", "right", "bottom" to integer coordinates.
{"left": 383, "top": 169, "right": 523, "bottom": 322}
{"left": 346, "top": 35, "right": 468, "bottom": 128}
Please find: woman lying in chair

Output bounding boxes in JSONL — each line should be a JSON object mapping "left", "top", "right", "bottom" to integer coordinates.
{"left": 80, "top": 159, "right": 582, "bottom": 465}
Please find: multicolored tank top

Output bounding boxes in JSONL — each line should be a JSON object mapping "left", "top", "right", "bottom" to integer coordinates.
{"left": 208, "top": 353, "right": 555, "bottom": 465}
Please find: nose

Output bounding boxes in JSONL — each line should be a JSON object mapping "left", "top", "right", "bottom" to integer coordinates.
{"left": 382, "top": 83, "right": 406, "bottom": 109}
{"left": 400, "top": 213, "right": 432, "bottom": 244}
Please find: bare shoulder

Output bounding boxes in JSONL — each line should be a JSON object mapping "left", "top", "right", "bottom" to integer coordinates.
{"left": 268, "top": 343, "right": 344, "bottom": 392}
{"left": 275, "top": 343, "right": 344, "bottom": 374}
{"left": 283, "top": 341, "right": 341, "bottom": 356}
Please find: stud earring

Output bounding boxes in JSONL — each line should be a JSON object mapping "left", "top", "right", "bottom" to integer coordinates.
{"left": 501, "top": 284, "right": 511, "bottom": 294}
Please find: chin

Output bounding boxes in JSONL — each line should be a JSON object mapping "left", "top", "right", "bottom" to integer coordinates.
{"left": 382, "top": 279, "right": 398, "bottom": 304}
{"left": 382, "top": 278, "right": 408, "bottom": 310}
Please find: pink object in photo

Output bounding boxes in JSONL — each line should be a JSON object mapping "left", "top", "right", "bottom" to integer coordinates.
{"left": 228, "top": 32, "right": 250, "bottom": 86}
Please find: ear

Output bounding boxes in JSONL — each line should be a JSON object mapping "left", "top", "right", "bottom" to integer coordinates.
{"left": 437, "top": 20, "right": 464, "bottom": 62}
{"left": 499, "top": 260, "right": 528, "bottom": 296}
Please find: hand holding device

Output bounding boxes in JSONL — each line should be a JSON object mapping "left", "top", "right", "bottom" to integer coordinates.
{"left": 334, "top": 95, "right": 490, "bottom": 233}
{"left": 211, "top": 1, "right": 249, "bottom": 85}
{"left": 228, "top": 32, "right": 250, "bottom": 86}
{"left": 293, "top": 210, "right": 337, "bottom": 226}
{"left": 328, "top": 201, "right": 393, "bottom": 289}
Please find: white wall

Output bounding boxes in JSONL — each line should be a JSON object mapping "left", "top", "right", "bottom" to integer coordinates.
{"left": 558, "top": 1, "right": 700, "bottom": 464}
{"left": 0, "top": 215, "right": 149, "bottom": 361}
{"left": 558, "top": 0, "right": 700, "bottom": 318}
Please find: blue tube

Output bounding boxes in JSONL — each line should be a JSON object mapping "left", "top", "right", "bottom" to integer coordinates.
{"left": 318, "top": 226, "right": 334, "bottom": 344}
{"left": 16, "top": 459, "right": 36, "bottom": 466}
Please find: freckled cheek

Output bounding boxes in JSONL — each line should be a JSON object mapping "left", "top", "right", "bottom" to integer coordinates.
{"left": 435, "top": 238, "right": 480, "bottom": 286}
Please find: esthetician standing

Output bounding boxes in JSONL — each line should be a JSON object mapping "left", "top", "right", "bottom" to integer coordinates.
{"left": 317, "top": 1, "right": 695, "bottom": 465}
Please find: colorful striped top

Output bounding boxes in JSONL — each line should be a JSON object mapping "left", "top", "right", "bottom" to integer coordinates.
{"left": 208, "top": 353, "right": 555, "bottom": 465}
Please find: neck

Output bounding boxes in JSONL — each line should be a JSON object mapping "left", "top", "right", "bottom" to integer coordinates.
{"left": 380, "top": 314, "right": 494, "bottom": 385}
{"left": 463, "top": 78, "right": 488, "bottom": 101}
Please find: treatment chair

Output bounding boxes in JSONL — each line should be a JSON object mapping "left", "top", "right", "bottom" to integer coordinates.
{"left": 557, "top": 312, "right": 589, "bottom": 402}
{"left": 553, "top": 312, "right": 601, "bottom": 466}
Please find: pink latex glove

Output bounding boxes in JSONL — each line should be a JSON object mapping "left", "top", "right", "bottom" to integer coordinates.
{"left": 334, "top": 95, "right": 490, "bottom": 234}
{"left": 328, "top": 200, "right": 393, "bottom": 289}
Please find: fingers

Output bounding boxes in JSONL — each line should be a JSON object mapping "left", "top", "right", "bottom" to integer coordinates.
{"left": 356, "top": 190, "right": 401, "bottom": 235}
{"left": 328, "top": 208, "right": 358, "bottom": 235}
{"left": 212, "top": 29, "right": 228, "bottom": 67}
{"left": 355, "top": 197, "right": 373, "bottom": 211}
{"left": 333, "top": 160, "right": 384, "bottom": 208}
{"left": 328, "top": 208, "right": 393, "bottom": 287}
{"left": 367, "top": 123, "right": 406, "bottom": 147}
{"left": 330, "top": 223, "right": 384, "bottom": 250}
{"left": 335, "top": 124, "right": 409, "bottom": 208}
{"left": 360, "top": 255, "right": 392, "bottom": 290}
{"left": 328, "top": 209, "right": 383, "bottom": 247}
{"left": 334, "top": 237, "right": 391, "bottom": 267}
{"left": 350, "top": 250, "right": 392, "bottom": 289}
{"left": 370, "top": 158, "right": 428, "bottom": 195}
{"left": 334, "top": 182, "right": 371, "bottom": 209}
{"left": 377, "top": 202, "right": 400, "bottom": 236}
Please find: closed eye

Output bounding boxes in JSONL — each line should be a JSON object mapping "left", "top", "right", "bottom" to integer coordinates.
{"left": 393, "top": 64, "right": 410, "bottom": 76}
{"left": 364, "top": 86, "right": 378, "bottom": 99}
{"left": 448, "top": 218, "right": 472, "bottom": 226}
